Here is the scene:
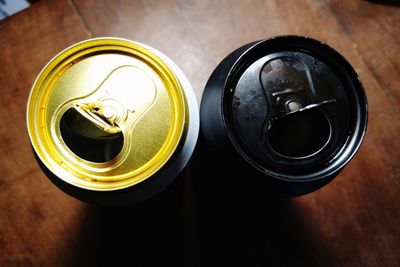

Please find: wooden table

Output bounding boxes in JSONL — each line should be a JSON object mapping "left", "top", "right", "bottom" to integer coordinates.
{"left": 0, "top": 1, "right": 399, "bottom": 266}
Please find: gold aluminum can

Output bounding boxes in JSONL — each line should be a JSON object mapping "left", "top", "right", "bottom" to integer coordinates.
{"left": 27, "top": 38, "right": 199, "bottom": 204}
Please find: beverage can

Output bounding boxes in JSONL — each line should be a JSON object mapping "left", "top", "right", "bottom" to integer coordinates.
{"left": 27, "top": 38, "right": 199, "bottom": 205}
{"left": 200, "top": 36, "right": 368, "bottom": 196}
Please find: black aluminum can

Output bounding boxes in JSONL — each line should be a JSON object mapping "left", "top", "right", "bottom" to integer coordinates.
{"left": 200, "top": 36, "right": 368, "bottom": 197}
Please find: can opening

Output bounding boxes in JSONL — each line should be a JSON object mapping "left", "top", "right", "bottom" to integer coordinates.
{"left": 267, "top": 110, "right": 331, "bottom": 159}
{"left": 60, "top": 108, "right": 124, "bottom": 163}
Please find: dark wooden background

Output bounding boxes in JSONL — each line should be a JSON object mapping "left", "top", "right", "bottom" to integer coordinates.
{"left": 0, "top": 0, "right": 399, "bottom": 266}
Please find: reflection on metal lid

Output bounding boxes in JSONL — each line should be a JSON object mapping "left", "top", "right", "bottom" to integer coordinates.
{"left": 27, "top": 38, "right": 186, "bottom": 191}
{"left": 224, "top": 36, "right": 367, "bottom": 179}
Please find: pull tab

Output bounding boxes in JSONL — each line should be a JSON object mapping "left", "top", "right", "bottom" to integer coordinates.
{"left": 261, "top": 56, "right": 336, "bottom": 129}
{"left": 56, "top": 65, "right": 160, "bottom": 163}
{"left": 259, "top": 56, "right": 335, "bottom": 158}
{"left": 73, "top": 102, "right": 122, "bottom": 134}
{"left": 275, "top": 99, "right": 336, "bottom": 121}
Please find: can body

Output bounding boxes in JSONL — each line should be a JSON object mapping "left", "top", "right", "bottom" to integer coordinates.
{"left": 200, "top": 36, "right": 367, "bottom": 197}
{"left": 27, "top": 38, "right": 199, "bottom": 205}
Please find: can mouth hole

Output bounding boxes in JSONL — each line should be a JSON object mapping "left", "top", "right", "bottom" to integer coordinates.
{"left": 60, "top": 108, "right": 124, "bottom": 163}
{"left": 267, "top": 110, "right": 331, "bottom": 159}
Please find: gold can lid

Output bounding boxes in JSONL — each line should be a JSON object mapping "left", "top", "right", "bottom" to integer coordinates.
{"left": 27, "top": 38, "right": 186, "bottom": 191}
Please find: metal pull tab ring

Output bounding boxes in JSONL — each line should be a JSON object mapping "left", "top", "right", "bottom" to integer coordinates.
{"left": 74, "top": 102, "right": 123, "bottom": 134}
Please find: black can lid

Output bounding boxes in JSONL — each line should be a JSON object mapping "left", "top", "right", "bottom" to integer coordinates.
{"left": 223, "top": 36, "right": 367, "bottom": 181}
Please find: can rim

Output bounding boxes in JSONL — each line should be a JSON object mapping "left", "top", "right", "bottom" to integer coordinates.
{"left": 27, "top": 38, "right": 187, "bottom": 191}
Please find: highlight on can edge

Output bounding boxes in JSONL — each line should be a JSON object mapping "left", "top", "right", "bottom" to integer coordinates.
{"left": 27, "top": 38, "right": 199, "bottom": 205}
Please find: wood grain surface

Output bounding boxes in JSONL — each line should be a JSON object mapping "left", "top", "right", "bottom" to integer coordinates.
{"left": 0, "top": 0, "right": 399, "bottom": 266}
